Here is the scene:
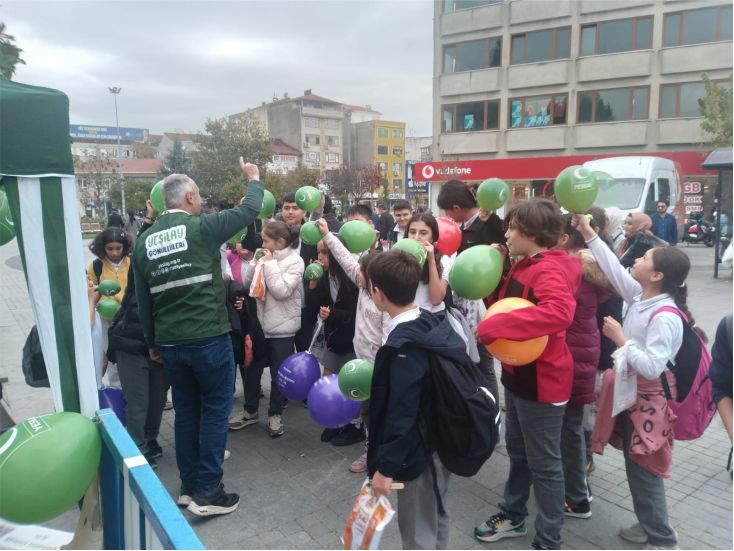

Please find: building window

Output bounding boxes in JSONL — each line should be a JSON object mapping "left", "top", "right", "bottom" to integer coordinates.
{"left": 392, "top": 147, "right": 403, "bottom": 156}
{"left": 511, "top": 27, "right": 570, "bottom": 64}
{"left": 323, "top": 118, "right": 340, "bottom": 129}
{"left": 326, "top": 152, "right": 339, "bottom": 163}
{"left": 393, "top": 179, "right": 402, "bottom": 190}
{"left": 304, "top": 117, "right": 319, "bottom": 128}
{"left": 378, "top": 162, "right": 388, "bottom": 172}
{"left": 443, "top": 37, "right": 501, "bottom": 73}
{"left": 378, "top": 127, "right": 389, "bottom": 138}
{"left": 577, "top": 87, "right": 649, "bottom": 123}
{"left": 664, "top": 5, "right": 732, "bottom": 47}
{"left": 509, "top": 95, "right": 567, "bottom": 128}
{"left": 442, "top": 100, "right": 500, "bottom": 133}
{"left": 392, "top": 129, "right": 404, "bottom": 139}
{"left": 580, "top": 16, "right": 652, "bottom": 56}
{"left": 393, "top": 163, "right": 402, "bottom": 176}
{"left": 305, "top": 134, "right": 320, "bottom": 147}
{"left": 443, "top": 0, "right": 497, "bottom": 13}
{"left": 306, "top": 152, "right": 320, "bottom": 164}
{"left": 377, "top": 145, "right": 389, "bottom": 155}
{"left": 659, "top": 81, "right": 732, "bottom": 118}
{"left": 326, "top": 136, "right": 339, "bottom": 146}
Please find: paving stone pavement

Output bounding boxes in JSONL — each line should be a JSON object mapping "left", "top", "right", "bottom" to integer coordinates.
{"left": 0, "top": 238, "right": 731, "bottom": 549}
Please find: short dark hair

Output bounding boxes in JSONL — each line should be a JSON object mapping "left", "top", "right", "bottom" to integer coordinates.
{"left": 90, "top": 227, "right": 131, "bottom": 260}
{"left": 282, "top": 191, "right": 297, "bottom": 205}
{"left": 436, "top": 179, "right": 477, "bottom": 210}
{"left": 262, "top": 220, "right": 299, "bottom": 248}
{"left": 376, "top": 204, "right": 386, "bottom": 210}
{"left": 505, "top": 198, "right": 563, "bottom": 248}
{"left": 657, "top": 199, "right": 669, "bottom": 207}
{"left": 366, "top": 250, "right": 421, "bottom": 307}
{"left": 348, "top": 203, "right": 373, "bottom": 221}
{"left": 392, "top": 199, "right": 411, "bottom": 213}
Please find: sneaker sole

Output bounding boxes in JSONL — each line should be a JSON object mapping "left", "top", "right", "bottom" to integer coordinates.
{"left": 177, "top": 496, "right": 192, "bottom": 507}
{"left": 228, "top": 419, "right": 259, "bottom": 431}
{"left": 564, "top": 510, "right": 592, "bottom": 519}
{"left": 187, "top": 501, "right": 239, "bottom": 517}
{"left": 268, "top": 428, "right": 284, "bottom": 437}
{"left": 475, "top": 527, "right": 527, "bottom": 543}
{"left": 348, "top": 464, "right": 367, "bottom": 473}
{"left": 619, "top": 532, "right": 648, "bottom": 544}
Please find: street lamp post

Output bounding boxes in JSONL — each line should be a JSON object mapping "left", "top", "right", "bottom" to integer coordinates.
{"left": 108, "top": 86, "right": 125, "bottom": 214}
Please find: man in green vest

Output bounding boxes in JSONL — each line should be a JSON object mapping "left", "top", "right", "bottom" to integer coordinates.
{"left": 133, "top": 158, "right": 263, "bottom": 517}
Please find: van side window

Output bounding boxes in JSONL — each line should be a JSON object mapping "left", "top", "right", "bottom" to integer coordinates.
{"left": 657, "top": 177, "right": 670, "bottom": 205}
{"left": 644, "top": 184, "right": 656, "bottom": 215}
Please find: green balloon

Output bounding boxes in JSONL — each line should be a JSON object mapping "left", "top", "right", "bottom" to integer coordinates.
{"left": 300, "top": 221, "right": 323, "bottom": 246}
{"left": 555, "top": 166, "right": 599, "bottom": 213}
{"left": 477, "top": 178, "right": 510, "bottom": 212}
{"left": 97, "top": 299, "right": 121, "bottom": 321}
{"left": 0, "top": 412, "right": 102, "bottom": 524}
{"left": 338, "top": 359, "right": 374, "bottom": 401}
{"left": 227, "top": 226, "right": 249, "bottom": 245}
{"left": 392, "top": 238, "right": 427, "bottom": 266}
{"left": 304, "top": 263, "right": 324, "bottom": 281}
{"left": 97, "top": 279, "right": 121, "bottom": 297}
{"left": 150, "top": 180, "right": 165, "bottom": 213}
{"left": 449, "top": 245, "right": 503, "bottom": 300}
{"left": 0, "top": 185, "right": 16, "bottom": 246}
{"left": 258, "top": 189, "right": 276, "bottom": 219}
{"left": 254, "top": 248, "right": 266, "bottom": 260}
{"left": 295, "top": 186, "right": 321, "bottom": 212}
{"left": 340, "top": 220, "right": 376, "bottom": 253}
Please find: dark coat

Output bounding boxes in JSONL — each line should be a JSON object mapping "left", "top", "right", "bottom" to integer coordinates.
{"left": 459, "top": 212, "right": 505, "bottom": 253}
{"left": 709, "top": 314, "right": 733, "bottom": 405}
{"left": 305, "top": 274, "right": 358, "bottom": 354}
{"left": 618, "top": 232, "right": 668, "bottom": 269}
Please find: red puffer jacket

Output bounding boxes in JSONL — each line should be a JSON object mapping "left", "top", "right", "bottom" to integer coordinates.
{"left": 565, "top": 249, "right": 613, "bottom": 406}
{"left": 477, "top": 250, "right": 582, "bottom": 404}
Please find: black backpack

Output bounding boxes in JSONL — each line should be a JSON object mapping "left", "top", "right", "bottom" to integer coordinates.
{"left": 419, "top": 352, "right": 501, "bottom": 478}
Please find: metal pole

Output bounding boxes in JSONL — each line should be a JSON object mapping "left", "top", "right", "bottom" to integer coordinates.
{"left": 108, "top": 87, "right": 125, "bottom": 214}
{"left": 714, "top": 170, "right": 723, "bottom": 279}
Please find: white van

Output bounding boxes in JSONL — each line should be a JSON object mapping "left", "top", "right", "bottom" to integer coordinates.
{"left": 583, "top": 156, "right": 680, "bottom": 216}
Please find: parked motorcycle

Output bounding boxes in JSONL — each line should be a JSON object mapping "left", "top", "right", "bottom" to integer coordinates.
{"left": 683, "top": 212, "right": 715, "bottom": 247}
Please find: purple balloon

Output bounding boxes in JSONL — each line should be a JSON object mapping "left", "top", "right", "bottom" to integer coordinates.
{"left": 307, "top": 375, "right": 362, "bottom": 429}
{"left": 98, "top": 387, "right": 127, "bottom": 426}
{"left": 276, "top": 352, "right": 321, "bottom": 401}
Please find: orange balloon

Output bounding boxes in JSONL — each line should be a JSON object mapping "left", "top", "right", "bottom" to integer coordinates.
{"left": 483, "top": 297, "right": 548, "bottom": 366}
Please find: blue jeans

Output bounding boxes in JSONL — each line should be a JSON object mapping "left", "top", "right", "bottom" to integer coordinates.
{"left": 158, "top": 334, "right": 234, "bottom": 494}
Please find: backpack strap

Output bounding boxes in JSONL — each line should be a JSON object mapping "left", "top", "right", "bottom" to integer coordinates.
{"left": 649, "top": 305, "right": 686, "bottom": 402}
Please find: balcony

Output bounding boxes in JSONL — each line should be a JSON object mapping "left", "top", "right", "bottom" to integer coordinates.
{"left": 440, "top": 68, "right": 502, "bottom": 97}
{"left": 577, "top": 50, "right": 653, "bottom": 83}
{"left": 657, "top": 118, "right": 705, "bottom": 145}
{"left": 505, "top": 126, "right": 566, "bottom": 152}
{"left": 509, "top": 0, "right": 571, "bottom": 25}
{"left": 441, "top": 2, "right": 503, "bottom": 36}
{"left": 660, "top": 42, "right": 733, "bottom": 75}
{"left": 439, "top": 131, "right": 499, "bottom": 155}
{"left": 508, "top": 60, "right": 571, "bottom": 90}
{"left": 575, "top": 121, "right": 649, "bottom": 148}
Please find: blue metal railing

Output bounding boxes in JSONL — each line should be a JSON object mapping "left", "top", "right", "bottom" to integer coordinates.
{"left": 96, "top": 409, "right": 204, "bottom": 550}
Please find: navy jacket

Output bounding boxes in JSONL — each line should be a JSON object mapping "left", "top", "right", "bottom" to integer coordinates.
{"left": 651, "top": 213, "right": 678, "bottom": 245}
{"left": 367, "top": 310, "right": 468, "bottom": 481}
{"left": 709, "top": 314, "right": 733, "bottom": 405}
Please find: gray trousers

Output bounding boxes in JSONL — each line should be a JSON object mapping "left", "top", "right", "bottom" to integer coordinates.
{"left": 621, "top": 413, "right": 678, "bottom": 548}
{"left": 501, "top": 389, "right": 566, "bottom": 550}
{"left": 561, "top": 402, "right": 588, "bottom": 504}
{"left": 397, "top": 454, "right": 451, "bottom": 550}
{"left": 116, "top": 350, "right": 170, "bottom": 454}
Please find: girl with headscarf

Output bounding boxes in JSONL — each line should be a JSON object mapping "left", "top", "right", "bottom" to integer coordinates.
{"left": 615, "top": 213, "right": 668, "bottom": 269}
{"left": 604, "top": 207, "right": 626, "bottom": 251}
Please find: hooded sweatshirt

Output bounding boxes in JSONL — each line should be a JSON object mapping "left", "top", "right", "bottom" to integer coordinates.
{"left": 367, "top": 309, "right": 468, "bottom": 481}
{"left": 477, "top": 249, "right": 582, "bottom": 404}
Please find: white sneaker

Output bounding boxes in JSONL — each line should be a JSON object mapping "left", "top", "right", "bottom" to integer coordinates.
{"left": 643, "top": 544, "right": 679, "bottom": 550}
{"left": 268, "top": 415, "right": 284, "bottom": 437}
{"left": 228, "top": 410, "right": 258, "bottom": 430}
{"left": 224, "top": 449, "right": 231, "bottom": 461}
{"left": 619, "top": 523, "right": 647, "bottom": 544}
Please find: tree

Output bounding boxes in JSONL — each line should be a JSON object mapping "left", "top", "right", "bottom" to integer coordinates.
{"left": 158, "top": 137, "right": 193, "bottom": 178}
{"left": 109, "top": 179, "right": 154, "bottom": 211}
{"left": 74, "top": 150, "right": 118, "bottom": 218}
{"left": 131, "top": 141, "right": 157, "bottom": 159}
{"left": 699, "top": 73, "right": 733, "bottom": 148}
{"left": 0, "top": 23, "right": 25, "bottom": 80}
{"left": 192, "top": 115, "right": 272, "bottom": 207}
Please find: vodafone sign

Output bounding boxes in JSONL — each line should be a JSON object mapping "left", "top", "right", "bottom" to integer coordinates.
{"left": 414, "top": 151, "right": 714, "bottom": 182}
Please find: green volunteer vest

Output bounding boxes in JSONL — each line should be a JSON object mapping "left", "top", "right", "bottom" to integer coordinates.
{"left": 134, "top": 211, "right": 229, "bottom": 344}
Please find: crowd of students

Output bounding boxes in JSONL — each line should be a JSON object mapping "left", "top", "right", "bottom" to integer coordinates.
{"left": 86, "top": 171, "right": 732, "bottom": 549}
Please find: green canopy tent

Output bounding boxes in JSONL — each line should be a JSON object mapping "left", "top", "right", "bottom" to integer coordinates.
{"left": 0, "top": 77, "right": 98, "bottom": 416}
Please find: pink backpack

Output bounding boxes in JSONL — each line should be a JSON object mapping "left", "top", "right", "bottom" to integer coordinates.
{"left": 649, "top": 306, "right": 716, "bottom": 441}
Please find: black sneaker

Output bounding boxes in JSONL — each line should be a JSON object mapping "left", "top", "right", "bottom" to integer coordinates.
{"left": 331, "top": 423, "right": 366, "bottom": 447}
{"left": 144, "top": 453, "right": 158, "bottom": 470}
{"left": 177, "top": 484, "right": 195, "bottom": 507}
{"left": 147, "top": 440, "right": 163, "bottom": 459}
{"left": 564, "top": 498, "right": 592, "bottom": 519}
{"left": 321, "top": 427, "right": 340, "bottom": 442}
{"left": 187, "top": 484, "right": 240, "bottom": 517}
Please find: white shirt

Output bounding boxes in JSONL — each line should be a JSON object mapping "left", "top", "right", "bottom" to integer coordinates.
{"left": 413, "top": 254, "right": 452, "bottom": 313}
{"left": 392, "top": 224, "right": 405, "bottom": 242}
{"left": 383, "top": 306, "right": 421, "bottom": 344}
{"left": 462, "top": 211, "right": 481, "bottom": 231}
{"left": 220, "top": 243, "right": 233, "bottom": 279}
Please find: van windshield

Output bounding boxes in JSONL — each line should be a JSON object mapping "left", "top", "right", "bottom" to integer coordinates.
{"left": 594, "top": 178, "right": 647, "bottom": 210}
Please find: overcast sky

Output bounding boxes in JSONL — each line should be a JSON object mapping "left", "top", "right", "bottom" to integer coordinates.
{"left": 3, "top": 0, "right": 435, "bottom": 137}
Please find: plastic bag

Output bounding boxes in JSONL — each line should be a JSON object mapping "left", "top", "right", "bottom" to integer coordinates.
{"left": 612, "top": 345, "right": 636, "bottom": 416}
{"left": 308, "top": 318, "right": 327, "bottom": 364}
{"left": 342, "top": 481, "right": 395, "bottom": 550}
{"left": 249, "top": 259, "right": 267, "bottom": 301}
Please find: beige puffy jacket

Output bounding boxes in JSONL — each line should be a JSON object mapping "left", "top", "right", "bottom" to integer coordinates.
{"left": 242, "top": 247, "right": 304, "bottom": 338}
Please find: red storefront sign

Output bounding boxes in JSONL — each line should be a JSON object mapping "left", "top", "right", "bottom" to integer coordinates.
{"left": 414, "top": 151, "right": 715, "bottom": 182}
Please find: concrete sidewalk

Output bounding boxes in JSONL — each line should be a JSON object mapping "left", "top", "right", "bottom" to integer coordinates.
{"left": 0, "top": 238, "right": 731, "bottom": 549}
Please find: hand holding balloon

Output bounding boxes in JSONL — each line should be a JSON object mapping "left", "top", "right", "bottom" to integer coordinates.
{"left": 315, "top": 218, "right": 330, "bottom": 235}
{"left": 571, "top": 213, "right": 596, "bottom": 241}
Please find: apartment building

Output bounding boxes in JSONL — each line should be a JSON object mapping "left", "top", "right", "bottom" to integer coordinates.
{"left": 419, "top": 0, "right": 732, "bottom": 210}
{"left": 352, "top": 120, "right": 407, "bottom": 197}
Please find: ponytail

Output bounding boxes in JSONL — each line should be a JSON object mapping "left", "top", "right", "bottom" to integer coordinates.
{"left": 262, "top": 220, "right": 299, "bottom": 249}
